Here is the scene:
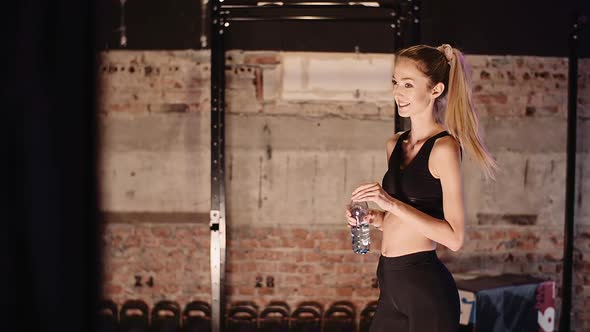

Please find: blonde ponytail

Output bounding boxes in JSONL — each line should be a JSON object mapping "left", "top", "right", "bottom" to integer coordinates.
{"left": 444, "top": 48, "right": 499, "bottom": 181}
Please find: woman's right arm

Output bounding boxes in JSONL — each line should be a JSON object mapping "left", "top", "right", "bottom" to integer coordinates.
{"left": 376, "top": 132, "right": 403, "bottom": 230}
{"left": 386, "top": 131, "right": 403, "bottom": 163}
{"left": 345, "top": 132, "right": 403, "bottom": 231}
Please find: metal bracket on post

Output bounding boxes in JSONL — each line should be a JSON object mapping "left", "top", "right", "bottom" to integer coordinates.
{"left": 210, "top": 210, "right": 220, "bottom": 229}
{"left": 210, "top": 209, "right": 222, "bottom": 332}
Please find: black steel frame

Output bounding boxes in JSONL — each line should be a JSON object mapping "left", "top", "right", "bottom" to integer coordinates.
{"left": 209, "top": 2, "right": 420, "bottom": 332}
{"left": 209, "top": 3, "right": 590, "bottom": 332}
{"left": 560, "top": 10, "right": 587, "bottom": 332}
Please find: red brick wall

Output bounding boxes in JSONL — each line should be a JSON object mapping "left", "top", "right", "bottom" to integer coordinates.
{"left": 101, "top": 223, "right": 567, "bottom": 319}
{"left": 102, "top": 223, "right": 382, "bottom": 310}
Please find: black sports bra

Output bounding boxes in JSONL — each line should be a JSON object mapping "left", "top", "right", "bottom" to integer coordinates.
{"left": 381, "top": 130, "right": 458, "bottom": 220}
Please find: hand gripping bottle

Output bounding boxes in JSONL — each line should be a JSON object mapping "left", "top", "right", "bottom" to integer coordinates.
{"left": 350, "top": 201, "right": 370, "bottom": 254}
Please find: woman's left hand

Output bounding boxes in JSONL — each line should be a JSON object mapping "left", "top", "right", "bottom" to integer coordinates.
{"left": 350, "top": 182, "right": 398, "bottom": 212}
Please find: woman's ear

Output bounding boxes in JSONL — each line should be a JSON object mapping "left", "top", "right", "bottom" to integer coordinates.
{"left": 432, "top": 82, "right": 445, "bottom": 98}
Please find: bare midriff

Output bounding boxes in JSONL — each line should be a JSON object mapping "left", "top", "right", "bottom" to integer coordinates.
{"left": 380, "top": 211, "right": 436, "bottom": 257}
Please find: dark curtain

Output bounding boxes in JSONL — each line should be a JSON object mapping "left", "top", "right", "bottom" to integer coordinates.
{"left": 3, "top": 0, "right": 100, "bottom": 331}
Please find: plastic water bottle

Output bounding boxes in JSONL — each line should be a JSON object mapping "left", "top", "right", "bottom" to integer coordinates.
{"left": 350, "top": 201, "right": 370, "bottom": 254}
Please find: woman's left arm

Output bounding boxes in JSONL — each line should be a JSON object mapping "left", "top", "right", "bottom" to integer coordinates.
{"left": 351, "top": 137, "right": 465, "bottom": 251}
{"left": 393, "top": 137, "right": 465, "bottom": 251}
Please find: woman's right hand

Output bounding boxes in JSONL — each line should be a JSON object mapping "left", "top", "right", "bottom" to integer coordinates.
{"left": 345, "top": 205, "right": 384, "bottom": 229}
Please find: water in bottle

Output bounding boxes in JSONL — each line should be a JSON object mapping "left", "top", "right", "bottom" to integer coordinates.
{"left": 350, "top": 201, "right": 370, "bottom": 254}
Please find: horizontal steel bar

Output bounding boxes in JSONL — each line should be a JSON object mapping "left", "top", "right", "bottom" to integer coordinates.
{"left": 222, "top": 3, "right": 389, "bottom": 9}
{"left": 225, "top": 15, "right": 396, "bottom": 21}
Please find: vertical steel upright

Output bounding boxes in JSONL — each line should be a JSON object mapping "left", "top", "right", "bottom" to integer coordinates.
{"left": 560, "top": 11, "right": 586, "bottom": 332}
{"left": 210, "top": 1, "right": 227, "bottom": 332}
{"left": 200, "top": 0, "right": 211, "bottom": 48}
{"left": 393, "top": 0, "right": 421, "bottom": 132}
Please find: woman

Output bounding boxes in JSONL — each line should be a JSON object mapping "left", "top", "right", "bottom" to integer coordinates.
{"left": 345, "top": 44, "right": 499, "bottom": 332}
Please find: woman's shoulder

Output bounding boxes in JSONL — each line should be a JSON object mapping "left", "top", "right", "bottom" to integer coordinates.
{"left": 431, "top": 133, "right": 462, "bottom": 164}
{"left": 433, "top": 132, "right": 461, "bottom": 151}
{"left": 386, "top": 130, "right": 407, "bottom": 155}
{"left": 387, "top": 131, "right": 405, "bottom": 149}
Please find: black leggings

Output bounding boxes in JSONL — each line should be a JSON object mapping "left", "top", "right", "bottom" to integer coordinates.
{"left": 369, "top": 250, "right": 460, "bottom": 332}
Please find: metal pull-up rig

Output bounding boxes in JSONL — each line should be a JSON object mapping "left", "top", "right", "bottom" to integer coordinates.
{"left": 208, "top": 2, "right": 420, "bottom": 332}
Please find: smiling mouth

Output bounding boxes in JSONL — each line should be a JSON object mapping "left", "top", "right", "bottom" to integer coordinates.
{"left": 398, "top": 102, "right": 410, "bottom": 108}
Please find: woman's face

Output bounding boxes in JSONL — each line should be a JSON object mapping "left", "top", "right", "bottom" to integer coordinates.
{"left": 392, "top": 57, "right": 440, "bottom": 118}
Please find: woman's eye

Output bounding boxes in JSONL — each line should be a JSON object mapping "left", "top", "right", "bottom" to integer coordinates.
{"left": 404, "top": 83, "right": 413, "bottom": 88}
{"left": 391, "top": 80, "right": 398, "bottom": 86}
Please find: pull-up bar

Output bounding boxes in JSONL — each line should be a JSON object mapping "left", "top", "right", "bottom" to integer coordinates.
{"left": 220, "top": 1, "right": 399, "bottom": 21}
{"left": 208, "top": 2, "right": 420, "bottom": 332}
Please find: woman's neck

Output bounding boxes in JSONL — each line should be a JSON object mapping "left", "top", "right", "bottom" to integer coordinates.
{"left": 407, "top": 123, "right": 445, "bottom": 144}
